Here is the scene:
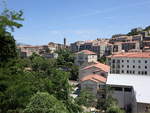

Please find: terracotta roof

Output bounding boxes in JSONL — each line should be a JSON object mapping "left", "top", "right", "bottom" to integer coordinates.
{"left": 81, "top": 61, "right": 110, "bottom": 72}
{"left": 80, "top": 74, "right": 106, "bottom": 83}
{"left": 76, "top": 50, "right": 96, "bottom": 55}
{"left": 107, "top": 52, "right": 150, "bottom": 58}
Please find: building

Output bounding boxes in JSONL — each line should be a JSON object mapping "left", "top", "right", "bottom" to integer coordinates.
{"left": 112, "top": 41, "right": 140, "bottom": 53}
{"left": 48, "top": 42, "right": 65, "bottom": 52}
{"left": 70, "top": 39, "right": 113, "bottom": 58}
{"left": 70, "top": 41, "right": 84, "bottom": 52}
{"left": 109, "top": 35, "right": 132, "bottom": 43}
{"left": 79, "top": 61, "right": 110, "bottom": 80}
{"left": 107, "top": 74, "right": 150, "bottom": 113}
{"left": 17, "top": 45, "right": 49, "bottom": 57}
{"left": 80, "top": 74, "right": 106, "bottom": 98}
{"left": 75, "top": 50, "right": 97, "bottom": 66}
{"left": 107, "top": 52, "right": 150, "bottom": 75}
{"left": 79, "top": 60, "right": 110, "bottom": 98}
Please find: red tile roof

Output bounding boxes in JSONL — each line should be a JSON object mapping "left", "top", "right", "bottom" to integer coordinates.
{"left": 76, "top": 50, "right": 96, "bottom": 55}
{"left": 80, "top": 74, "right": 106, "bottom": 83}
{"left": 81, "top": 61, "right": 110, "bottom": 72}
{"left": 107, "top": 52, "right": 150, "bottom": 58}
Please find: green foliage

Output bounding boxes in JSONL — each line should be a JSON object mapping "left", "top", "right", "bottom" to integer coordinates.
{"left": 0, "top": 4, "right": 82, "bottom": 113}
{"left": 75, "top": 90, "right": 97, "bottom": 107}
{"left": 98, "top": 56, "right": 106, "bottom": 64}
{"left": 106, "top": 105, "right": 125, "bottom": 113}
{"left": 56, "top": 49, "right": 79, "bottom": 80}
{"left": 0, "top": 8, "right": 24, "bottom": 32}
{"left": 23, "top": 92, "right": 69, "bottom": 113}
{"left": 65, "top": 97, "right": 83, "bottom": 113}
{"left": 104, "top": 95, "right": 118, "bottom": 109}
{"left": 0, "top": 53, "right": 83, "bottom": 113}
{"left": 144, "top": 26, "right": 150, "bottom": 31}
{"left": 0, "top": 7, "right": 24, "bottom": 63}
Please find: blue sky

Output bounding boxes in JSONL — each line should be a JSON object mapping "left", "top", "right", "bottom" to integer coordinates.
{"left": 1, "top": 0, "right": 150, "bottom": 45}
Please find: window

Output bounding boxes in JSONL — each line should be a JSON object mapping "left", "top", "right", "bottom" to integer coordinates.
{"left": 138, "top": 71, "right": 140, "bottom": 74}
{"left": 122, "top": 65, "right": 124, "bottom": 68}
{"left": 117, "top": 65, "right": 120, "bottom": 68}
{"left": 133, "top": 60, "right": 135, "bottom": 63}
{"left": 145, "top": 71, "right": 147, "bottom": 75}
{"left": 145, "top": 66, "right": 147, "bottom": 69}
{"left": 122, "top": 70, "right": 124, "bottom": 73}
{"left": 142, "top": 71, "right": 144, "bottom": 75}
{"left": 112, "top": 70, "right": 115, "bottom": 73}
{"left": 117, "top": 60, "right": 120, "bottom": 63}
{"left": 127, "top": 70, "right": 129, "bottom": 74}
{"left": 113, "top": 59, "right": 115, "bottom": 63}
{"left": 138, "top": 60, "right": 141, "bottom": 63}
{"left": 133, "top": 71, "right": 135, "bottom": 74}
{"left": 127, "top": 60, "right": 129, "bottom": 63}
{"left": 112, "top": 65, "right": 115, "bottom": 68}
{"left": 130, "top": 70, "right": 132, "bottom": 74}
{"left": 122, "top": 60, "right": 124, "bottom": 63}
{"left": 127, "top": 65, "right": 129, "bottom": 68}
{"left": 124, "top": 88, "right": 132, "bottom": 92}
{"left": 145, "top": 60, "right": 148, "bottom": 63}
{"left": 116, "top": 70, "right": 120, "bottom": 74}
{"left": 112, "top": 87, "right": 123, "bottom": 91}
{"left": 138, "top": 66, "right": 141, "bottom": 69}
{"left": 133, "top": 65, "right": 135, "bottom": 68}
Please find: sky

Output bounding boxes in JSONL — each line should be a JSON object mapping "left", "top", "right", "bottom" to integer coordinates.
{"left": 0, "top": 0, "right": 150, "bottom": 45}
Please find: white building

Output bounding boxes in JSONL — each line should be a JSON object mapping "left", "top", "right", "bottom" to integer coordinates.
{"left": 75, "top": 50, "right": 97, "bottom": 66}
{"left": 107, "top": 52, "right": 150, "bottom": 75}
{"left": 106, "top": 74, "right": 150, "bottom": 113}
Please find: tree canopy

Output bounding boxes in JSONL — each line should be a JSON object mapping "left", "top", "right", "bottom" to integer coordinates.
{"left": 23, "top": 92, "right": 69, "bottom": 113}
{"left": 0, "top": 8, "right": 24, "bottom": 63}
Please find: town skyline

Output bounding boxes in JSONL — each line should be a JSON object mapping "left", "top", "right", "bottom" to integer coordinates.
{"left": 2, "top": 0, "right": 150, "bottom": 45}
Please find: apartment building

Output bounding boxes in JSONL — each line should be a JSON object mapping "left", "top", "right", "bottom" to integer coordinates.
{"left": 107, "top": 52, "right": 150, "bottom": 75}
{"left": 74, "top": 50, "right": 97, "bottom": 66}
{"left": 70, "top": 39, "right": 113, "bottom": 58}
{"left": 17, "top": 45, "right": 49, "bottom": 57}
{"left": 109, "top": 35, "right": 132, "bottom": 43}
{"left": 107, "top": 74, "right": 150, "bottom": 113}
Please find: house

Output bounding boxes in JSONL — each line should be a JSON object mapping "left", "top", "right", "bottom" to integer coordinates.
{"left": 79, "top": 61, "right": 110, "bottom": 98}
{"left": 106, "top": 74, "right": 150, "bottom": 113}
{"left": 79, "top": 61, "right": 110, "bottom": 80}
{"left": 107, "top": 52, "right": 150, "bottom": 75}
{"left": 80, "top": 74, "right": 106, "bottom": 98}
{"left": 75, "top": 50, "right": 97, "bottom": 66}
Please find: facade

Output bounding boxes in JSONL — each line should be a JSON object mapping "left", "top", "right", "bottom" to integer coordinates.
{"left": 70, "top": 39, "right": 113, "bottom": 58}
{"left": 112, "top": 41, "right": 140, "bottom": 53}
{"left": 80, "top": 74, "right": 106, "bottom": 98}
{"left": 79, "top": 61, "right": 110, "bottom": 80}
{"left": 107, "top": 52, "right": 150, "bottom": 75}
{"left": 79, "top": 61, "right": 110, "bottom": 98}
{"left": 48, "top": 42, "right": 65, "bottom": 52}
{"left": 107, "top": 74, "right": 150, "bottom": 113}
{"left": 75, "top": 50, "right": 97, "bottom": 66}
{"left": 17, "top": 45, "right": 48, "bottom": 57}
{"left": 109, "top": 35, "right": 132, "bottom": 43}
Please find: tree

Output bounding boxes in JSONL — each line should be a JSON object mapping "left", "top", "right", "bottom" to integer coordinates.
{"left": 23, "top": 92, "right": 69, "bottom": 113}
{"left": 106, "top": 105, "right": 125, "bottom": 113}
{"left": 75, "top": 90, "right": 97, "bottom": 107}
{"left": 0, "top": 7, "right": 24, "bottom": 63}
{"left": 56, "top": 49, "right": 79, "bottom": 80}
